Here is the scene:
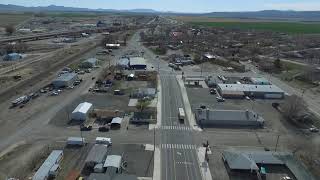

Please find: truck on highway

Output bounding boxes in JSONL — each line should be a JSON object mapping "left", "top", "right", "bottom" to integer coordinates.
{"left": 178, "top": 108, "right": 185, "bottom": 123}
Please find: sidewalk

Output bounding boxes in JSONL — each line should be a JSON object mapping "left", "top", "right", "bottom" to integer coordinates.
{"left": 176, "top": 75, "right": 202, "bottom": 131}
{"left": 197, "top": 147, "right": 213, "bottom": 180}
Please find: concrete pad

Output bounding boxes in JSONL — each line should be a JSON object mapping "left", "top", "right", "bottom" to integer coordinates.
{"left": 145, "top": 144, "right": 154, "bottom": 151}
{"left": 176, "top": 75, "right": 202, "bottom": 131}
{"left": 198, "top": 147, "right": 213, "bottom": 180}
{"left": 128, "top": 99, "right": 138, "bottom": 107}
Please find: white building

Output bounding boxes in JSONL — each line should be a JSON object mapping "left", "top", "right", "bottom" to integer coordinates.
{"left": 71, "top": 102, "right": 93, "bottom": 121}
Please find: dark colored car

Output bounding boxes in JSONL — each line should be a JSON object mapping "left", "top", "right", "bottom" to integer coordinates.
{"left": 98, "top": 126, "right": 110, "bottom": 132}
{"left": 80, "top": 125, "right": 92, "bottom": 131}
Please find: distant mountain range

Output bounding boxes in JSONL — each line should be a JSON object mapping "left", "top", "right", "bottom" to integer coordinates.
{"left": 0, "top": 4, "right": 159, "bottom": 13}
{"left": 0, "top": 4, "right": 320, "bottom": 21}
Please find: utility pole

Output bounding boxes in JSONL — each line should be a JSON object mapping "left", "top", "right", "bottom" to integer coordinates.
{"left": 275, "top": 134, "right": 280, "bottom": 152}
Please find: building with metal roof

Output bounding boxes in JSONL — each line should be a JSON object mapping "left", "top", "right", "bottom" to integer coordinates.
{"left": 71, "top": 102, "right": 93, "bottom": 121}
{"left": 52, "top": 73, "right": 78, "bottom": 88}
{"left": 129, "top": 57, "right": 147, "bottom": 70}
{"left": 195, "top": 108, "right": 265, "bottom": 128}
{"left": 222, "top": 150, "right": 284, "bottom": 171}
{"left": 217, "top": 84, "right": 285, "bottom": 99}
{"left": 32, "top": 150, "right": 63, "bottom": 180}
{"left": 85, "top": 144, "right": 109, "bottom": 168}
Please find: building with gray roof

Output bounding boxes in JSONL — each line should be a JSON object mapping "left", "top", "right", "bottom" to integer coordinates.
{"left": 32, "top": 150, "right": 63, "bottom": 180}
{"left": 195, "top": 108, "right": 265, "bottom": 128}
{"left": 52, "top": 73, "right": 78, "bottom": 88}
{"left": 85, "top": 144, "right": 109, "bottom": 168}
{"left": 217, "top": 83, "right": 285, "bottom": 99}
{"left": 129, "top": 57, "right": 147, "bottom": 70}
{"left": 222, "top": 150, "right": 284, "bottom": 171}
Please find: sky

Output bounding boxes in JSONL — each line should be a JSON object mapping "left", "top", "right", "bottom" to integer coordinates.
{"left": 1, "top": 0, "right": 320, "bottom": 13}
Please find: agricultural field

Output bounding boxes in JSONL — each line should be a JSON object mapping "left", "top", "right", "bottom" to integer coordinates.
{"left": 0, "top": 13, "right": 32, "bottom": 27}
{"left": 174, "top": 16, "right": 320, "bottom": 34}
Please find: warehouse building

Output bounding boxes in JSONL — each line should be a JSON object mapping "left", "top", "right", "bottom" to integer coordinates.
{"left": 52, "top": 73, "right": 78, "bottom": 88}
{"left": 195, "top": 108, "right": 265, "bottom": 128}
{"left": 81, "top": 58, "right": 98, "bottom": 68}
{"left": 71, "top": 102, "right": 93, "bottom": 122}
{"left": 222, "top": 150, "right": 284, "bottom": 172}
{"left": 85, "top": 144, "right": 109, "bottom": 169}
{"left": 129, "top": 57, "right": 147, "bottom": 70}
{"left": 33, "top": 150, "right": 63, "bottom": 180}
{"left": 217, "top": 84, "right": 285, "bottom": 99}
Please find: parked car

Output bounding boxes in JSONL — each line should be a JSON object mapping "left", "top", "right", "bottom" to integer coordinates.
{"left": 98, "top": 126, "right": 110, "bottom": 132}
{"left": 309, "top": 126, "right": 319, "bottom": 132}
{"left": 216, "top": 96, "right": 225, "bottom": 102}
{"left": 245, "top": 96, "right": 250, "bottom": 100}
{"left": 80, "top": 125, "right": 92, "bottom": 131}
{"left": 209, "top": 88, "right": 216, "bottom": 94}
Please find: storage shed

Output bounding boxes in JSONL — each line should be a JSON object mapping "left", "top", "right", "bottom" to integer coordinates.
{"left": 129, "top": 57, "right": 147, "bottom": 70}
{"left": 195, "top": 108, "right": 265, "bottom": 128}
{"left": 71, "top": 102, "right": 93, "bottom": 121}
{"left": 33, "top": 150, "right": 63, "bottom": 180}
{"left": 52, "top": 73, "right": 78, "bottom": 88}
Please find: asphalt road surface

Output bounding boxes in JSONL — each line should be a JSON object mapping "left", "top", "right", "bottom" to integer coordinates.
{"left": 159, "top": 73, "right": 202, "bottom": 180}
{"left": 134, "top": 30, "right": 203, "bottom": 180}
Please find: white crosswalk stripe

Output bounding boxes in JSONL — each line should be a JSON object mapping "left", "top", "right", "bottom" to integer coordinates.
{"left": 160, "top": 144, "right": 196, "bottom": 150}
{"left": 159, "top": 125, "right": 192, "bottom": 131}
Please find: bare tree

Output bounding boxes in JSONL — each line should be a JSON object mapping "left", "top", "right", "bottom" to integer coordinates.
{"left": 136, "top": 99, "right": 151, "bottom": 112}
{"left": 5, "top": 25, "right": 15, "bottom": 35}
{"left": 282, "top": 95, "right": 307, "bottom": 122}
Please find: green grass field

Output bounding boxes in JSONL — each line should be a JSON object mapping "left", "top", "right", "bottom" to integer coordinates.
{"left": 0, "top": 13, "right": 32, "bottom": 27}
{"left": 191, "top": 21, "right": 320, "bottom": 34}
